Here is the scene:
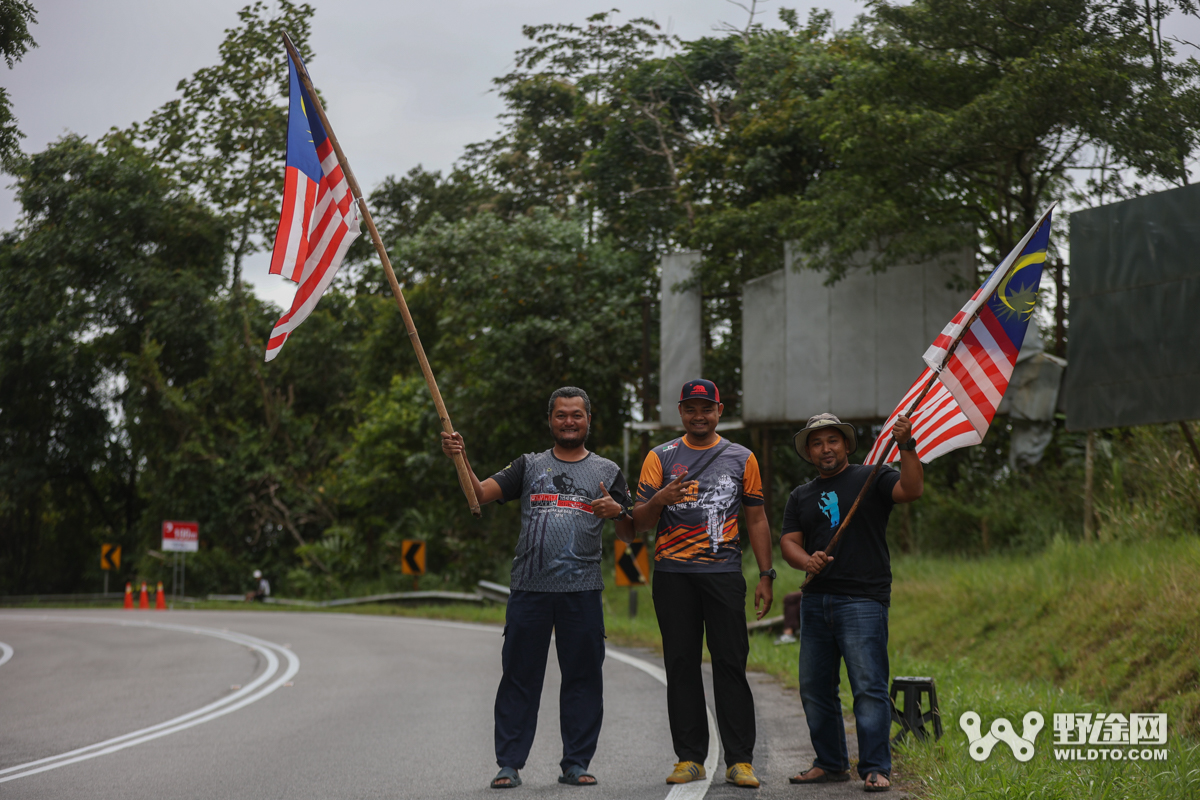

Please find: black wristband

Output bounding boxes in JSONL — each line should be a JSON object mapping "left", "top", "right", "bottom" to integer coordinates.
{"left": 896, "top": 436, "right": 918, "bottom": 452}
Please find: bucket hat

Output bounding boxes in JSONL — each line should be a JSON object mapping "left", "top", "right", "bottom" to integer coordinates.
{"left": 793, "top": 413, "right": 857, "bottom": 463}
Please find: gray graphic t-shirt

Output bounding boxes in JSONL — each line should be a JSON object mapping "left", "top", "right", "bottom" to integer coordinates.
{"left": 491, "top": 450, "right": 631, "bottom": 592}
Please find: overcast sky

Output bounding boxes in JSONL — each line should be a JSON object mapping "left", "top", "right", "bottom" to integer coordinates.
{"left": 6, "top": 1, "right": 1199, "bottom": 308}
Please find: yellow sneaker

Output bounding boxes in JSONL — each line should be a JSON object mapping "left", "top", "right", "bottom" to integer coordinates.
{"left": 665, "top": 761, "right": 706, "bottom": 784}
{"left": 725, "top": 763, "right": 760, "bottom": 788}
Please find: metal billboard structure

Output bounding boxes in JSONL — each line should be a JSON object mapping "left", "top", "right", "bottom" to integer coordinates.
{"left": 659, "top": 252, "right": 704, "bottom": 416}
{"left": 742, "top": 245, "right": 974, "bottom": 424}
{"left": 1066, "top": 182, "right": 1200, "bottom": 430}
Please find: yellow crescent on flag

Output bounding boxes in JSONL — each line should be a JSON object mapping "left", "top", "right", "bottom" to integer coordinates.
{"left": 997, "top": 250, "right": 1046, "bottom": 315}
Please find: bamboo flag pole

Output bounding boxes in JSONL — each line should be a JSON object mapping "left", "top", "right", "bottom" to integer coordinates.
{"left": 800, "top": 207, "right": 1055, "bottom": 588}
{"left": 281, "top": 34, "right": 481, "bottom": 517}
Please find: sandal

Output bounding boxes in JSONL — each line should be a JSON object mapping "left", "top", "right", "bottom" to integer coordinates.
{"left": 491, "top": 767, "right": 521, "bottom": 789}
{"left": 789, "top": 767, "right": 851, "bottom": 784}
{"left": 558, "top": 764, "right": 597, "bottom": 786}
{"left": 864, "top": 771, "right": 891, "bottom": 792}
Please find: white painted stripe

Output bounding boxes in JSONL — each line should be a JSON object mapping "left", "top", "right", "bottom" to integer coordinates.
{"left": 0, "top": 616, "right": 299, "bottom": 784}
{"left": 379, "top": 616, "right": 719, "bottom": 799}
{"left": 605, "top": 648, "right": 719, "bottom": 799}
{"left": 0, "top": 641, "right": 12, "bottom": 667}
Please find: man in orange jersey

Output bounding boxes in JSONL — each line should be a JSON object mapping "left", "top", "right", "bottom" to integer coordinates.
{"left": 632, "top": 378, "right": 774, "bottom": 789}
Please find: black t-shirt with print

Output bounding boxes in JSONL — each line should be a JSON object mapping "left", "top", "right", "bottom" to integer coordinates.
{"left": 781, "top": 463, "right": 901, "bottom": 606}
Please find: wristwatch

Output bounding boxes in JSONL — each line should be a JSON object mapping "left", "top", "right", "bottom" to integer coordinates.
{"left": 896, "top": 436, "right": 918, "bottom": 452}
{"left": 760, "top": 569, "right": 777, "bottom": 581}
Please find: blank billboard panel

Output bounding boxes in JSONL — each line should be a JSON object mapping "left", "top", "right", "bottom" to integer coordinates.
{"left": 743, "top": 245, "right": 971, "bottom": 424}
{"left": 660, "top": 252, "right": 703, "bottom": 417}
{"left": 742, "top": 270, "right": 786, "bottom": 421}
{"left": 1066, "top": 183, "right": 1200, "bottom": 430}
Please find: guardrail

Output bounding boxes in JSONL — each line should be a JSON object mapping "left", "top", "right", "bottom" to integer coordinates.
{"left": 207, "top": 584, "right": 507, "bottom": 607}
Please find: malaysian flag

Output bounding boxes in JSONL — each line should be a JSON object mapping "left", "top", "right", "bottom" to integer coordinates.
{"left": 264, "top": 50, "right": 361, "bottom": 361}
{"left": 865, "top": 209, "right": 1053, "bottom": 464}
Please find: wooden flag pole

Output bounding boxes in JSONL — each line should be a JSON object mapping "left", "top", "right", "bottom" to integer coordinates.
{"left": 281, "top": 34, "right": 481, "bottom": 517}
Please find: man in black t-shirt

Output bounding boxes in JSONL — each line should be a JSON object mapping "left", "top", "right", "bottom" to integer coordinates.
{"left": 780, "top": 413, "right": 923, "bottom": 793}
{"left": 440, "top": 387, "right": 634, "bottom": 789}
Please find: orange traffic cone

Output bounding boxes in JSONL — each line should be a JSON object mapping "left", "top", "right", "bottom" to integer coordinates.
{"left": 124, "top": 582, "right": 133, "bottom": 610}
{"left": 155, "top": 581, "right": 166, "bottom": 610}
{"left": 138, "top": 582, "right": 149, "bottom": 610}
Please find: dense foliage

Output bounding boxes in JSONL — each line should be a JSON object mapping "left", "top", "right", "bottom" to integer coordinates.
{"left": 1, "top": 1, "right": 1197, "bottom": 596}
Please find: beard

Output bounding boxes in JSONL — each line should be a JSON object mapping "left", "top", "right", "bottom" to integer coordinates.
{"left": 816, "top": 454, "right": 846, "bottom": 476}
{"left": 553, "top": 425, "right": 589, "bottom": 450}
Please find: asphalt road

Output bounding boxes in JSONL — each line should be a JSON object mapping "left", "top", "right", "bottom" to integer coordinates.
{"left": 0, "top": 609, "right": 900, "bottom": 799}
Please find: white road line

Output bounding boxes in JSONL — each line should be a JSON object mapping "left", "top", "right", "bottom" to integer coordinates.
{"left": 605, "top": 649, "right": 719, "bottom": 799}
{"left": 0, "top": 641, "right": 12, "bottom": 667}
{"left": 380, "top": 617, "right": 718, "bottom": 800}
{"left": 0, "top": 615, "right": 299, "bottom": 784}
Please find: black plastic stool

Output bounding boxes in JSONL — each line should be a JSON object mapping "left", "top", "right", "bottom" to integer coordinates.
{"left": 889, "top": 676, "right": 942, "bottom": 742}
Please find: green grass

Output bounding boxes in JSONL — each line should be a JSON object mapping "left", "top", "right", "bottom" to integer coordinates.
{"left": 879, "top": 538, "right": 1200, "bottom": 798}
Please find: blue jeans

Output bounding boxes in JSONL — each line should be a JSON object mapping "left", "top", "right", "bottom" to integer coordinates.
{"left": 797, "top": 594, "right": 891, "bottom": 778}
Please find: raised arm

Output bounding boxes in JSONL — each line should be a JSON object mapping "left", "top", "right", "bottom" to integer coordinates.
{"left": 889, "top": 415, "right": 924, "bottom": 504}
{"left": 632, "top": 471, "right": 695, "bottom": 533}
{"left": 440, "top": 432, "right": 505, "bottom": 505}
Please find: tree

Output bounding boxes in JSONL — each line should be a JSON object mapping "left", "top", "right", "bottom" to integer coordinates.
{"left": 782, "top": 0, "right": 1200, "bottom": 272}
{"left": 0, "top": 0, "right": 37, "bottom": 168}
{"left": 0, "top": 133, "right": 225, "bottom": 593}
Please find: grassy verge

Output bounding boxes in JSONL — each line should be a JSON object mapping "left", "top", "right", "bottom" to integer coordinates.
{"left": 881, "top": 537, "right": 1200, "bottom": 799}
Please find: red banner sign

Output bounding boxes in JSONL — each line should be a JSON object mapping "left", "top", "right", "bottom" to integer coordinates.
{"left": 162, "top": 520, "right": 199, "bottom": 553}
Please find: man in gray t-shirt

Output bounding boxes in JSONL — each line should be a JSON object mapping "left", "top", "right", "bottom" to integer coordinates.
{"left": 441, "top": 387, "right": 633, "bottom": 789}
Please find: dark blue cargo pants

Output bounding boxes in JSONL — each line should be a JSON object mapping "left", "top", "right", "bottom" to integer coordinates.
{"left": 494, "top": 589, "right": 605, "bottom": 772}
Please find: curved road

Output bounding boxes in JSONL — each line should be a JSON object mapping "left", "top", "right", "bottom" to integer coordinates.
{"left": 0, "top": 609, "right": 881, "bottom": 799}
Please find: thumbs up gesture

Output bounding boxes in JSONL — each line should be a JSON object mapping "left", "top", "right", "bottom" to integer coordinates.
{"left": 591, "top": 482, "right": 624, "bottom": 520}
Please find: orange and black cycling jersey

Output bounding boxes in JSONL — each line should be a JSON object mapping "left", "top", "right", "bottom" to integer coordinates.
{"left": 636, "top": 436, "right": 763, "bottom": 573}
